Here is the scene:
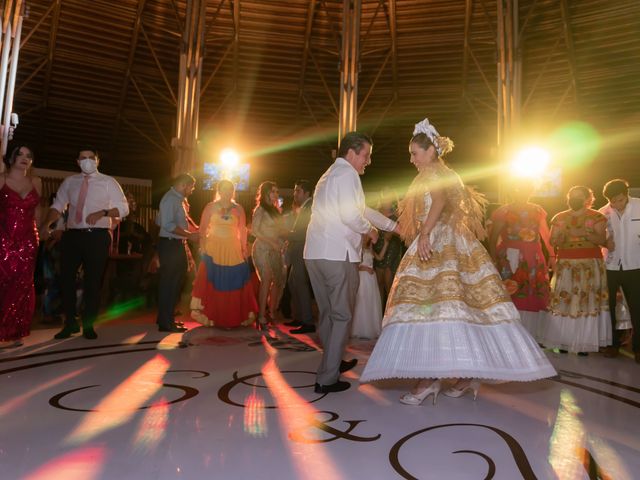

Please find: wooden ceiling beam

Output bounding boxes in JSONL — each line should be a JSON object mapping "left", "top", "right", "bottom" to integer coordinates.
{"left": 19, "top": 0, "right": 56, "bottom": 48}
{"left": 113, "top": 0, "right": 148, "bottom": 143}
{"left": 130, "top": 75, "right": 170, "bottom": 148}
{"left": 386, "top": 0, "right": 398, "bottom": 100}
{"left": 461, "top": 0, "right": 473, "bottom": 104}
{"left": 140, "top": 23, "right": 177, "bottom": 104}
{"left": 309, "top": 48, "right": 337, "bottom": 117}
{"left": 40, "top": 0, "right": 60, "bottom": 110}
{"left": 121, "top": 115, "right": 168, "bottom": 152}
{"left": 296, "top": 0, "right": 317, "bottom": 114}
{"left": 560, "top": 0, "right": 581, "bottom": 114}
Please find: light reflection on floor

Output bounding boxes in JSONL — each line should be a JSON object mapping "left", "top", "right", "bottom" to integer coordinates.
{"left": 1, "top": 320, "right": 639, "bottom": 479}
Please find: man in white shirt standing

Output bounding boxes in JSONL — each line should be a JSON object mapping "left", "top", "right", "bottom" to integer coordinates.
{"left": 599, "top": 178, "right": 640, "bottom": 362}
{"left": 41, "top": 148, "right": 129, "bottom": 340}
{"left": 304, "top": 132, "right": 397, "bottom": 393}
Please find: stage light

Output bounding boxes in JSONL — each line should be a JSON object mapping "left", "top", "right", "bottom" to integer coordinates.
{"left": 220, "top": 148, "right": 239, "bottom": 167}
{"left": 510, "top": 146, "right": 551, "bottom": 178}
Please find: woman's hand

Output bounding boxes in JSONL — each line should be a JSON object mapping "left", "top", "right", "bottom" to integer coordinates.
{"left": 417, "top": 231, "right": 433, "bottom": 261}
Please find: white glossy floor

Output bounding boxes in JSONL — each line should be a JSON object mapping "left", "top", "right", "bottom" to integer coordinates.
{"left": 1, "top": 310, "right": 639, "bottom": 480}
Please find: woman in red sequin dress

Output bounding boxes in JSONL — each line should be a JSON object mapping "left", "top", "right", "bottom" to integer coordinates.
{"left": 0, "top": 146, "right": 42, "bottom": 348}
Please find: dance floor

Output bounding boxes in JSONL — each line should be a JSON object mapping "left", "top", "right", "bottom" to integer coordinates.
{"left": 1, "top": 310, "right": 639, "bottom": 480}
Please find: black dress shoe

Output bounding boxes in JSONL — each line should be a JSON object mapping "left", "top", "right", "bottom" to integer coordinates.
{"left": 339, "top": 358, "right": 358, "bottom": 373}
{"left": 291, "top": 324, "right": 316, "bottom": 334}
{"left": 83, "top": 328, "right": 98, "bottom": 340}
{"left": 54, "top": 325, "right": 80, "bottom": 339}
{"left": 159, "top": 325, "right": 187, "bottom": 333}
{"left": 284, "top": 320, "right": 302, "bottom": 327}
{"left": 314, "top": 380, "right": 351, "bottom": 394}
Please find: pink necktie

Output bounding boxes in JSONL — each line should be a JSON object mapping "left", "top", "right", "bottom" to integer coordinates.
{"left": 75, "top": 175, "right": 90, "bottom": 223}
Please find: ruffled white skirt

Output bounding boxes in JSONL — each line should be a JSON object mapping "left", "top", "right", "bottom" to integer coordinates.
{"left": 518, "top": 310, "right": 546, "bottom": 343}
{"left": 360, "top": 222, "right": 556, "bottom": 383}
{"left": 360, "top": 322, "right": 556, "bottom": 382}
{"left": 541, "top": 311, "right": 611, "bottom": 353}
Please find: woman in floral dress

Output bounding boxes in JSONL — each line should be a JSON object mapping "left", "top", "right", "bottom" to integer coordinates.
{"left": 541, "top": 186, "right": 610, "bottom": 354}
{"left": 488, "top": 184, "right": 553, "bottom": 341}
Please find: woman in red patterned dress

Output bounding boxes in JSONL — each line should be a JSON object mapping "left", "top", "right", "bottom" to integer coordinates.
{"left": 488, "top": 184, "right": 554, "bottom": 342}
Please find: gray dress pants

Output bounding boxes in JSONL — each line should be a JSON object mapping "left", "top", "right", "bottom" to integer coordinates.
{"left": 305, "top": 258, "right": 359, "bottom": 385}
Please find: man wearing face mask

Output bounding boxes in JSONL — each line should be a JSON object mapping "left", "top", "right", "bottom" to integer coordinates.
{"left": 40, "top": 148, "right": 129, "bottom": 340}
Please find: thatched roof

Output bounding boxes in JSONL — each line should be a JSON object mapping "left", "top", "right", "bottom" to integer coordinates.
{"left": 11, "top": 0, "right": 640, "bottom": 197}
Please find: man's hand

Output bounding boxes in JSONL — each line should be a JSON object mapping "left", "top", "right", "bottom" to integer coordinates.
{"left": 39, "top": 225, "right": 51, "bottom": 242}
{"left": 188, "top": 230, "right": 200, "bottom": 242}
{"left": 86, "top": 210, "right": 106, "bottom": 225}
{"left": 606, "top": 237, "right": 615, "bottom": 251}
{"left": 45, "top": 229, "right": 63, "bottom": 249}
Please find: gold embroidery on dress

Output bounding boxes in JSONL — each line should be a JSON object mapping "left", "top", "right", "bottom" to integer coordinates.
{"left": 401, "top": 244, "right": 492, "bottom": 273}
{"left": 390, "top": 271, "right": 511, "bottom": 311}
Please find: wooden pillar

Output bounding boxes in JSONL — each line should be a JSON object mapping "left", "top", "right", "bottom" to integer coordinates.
{"left": 172, "top": 0, "right": 207, "bottom": 176}
{"left": 0, "top": 0, "right": 24, "bottom": 163}
{"left": 337, "top": 0, "right": 361, "bottom": 145}
{"left": 496, "top": 0, "right": 520, "bottom": 201}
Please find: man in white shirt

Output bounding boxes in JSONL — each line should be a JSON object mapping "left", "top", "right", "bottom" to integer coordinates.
{"left": 599, "top": 178, "right": 640, "bottom": 362}
{"left": 40, "top": 148, "right": 129, "bottom": 340}
{"left": 304, "top": 132, "right": 397, "bottom": 393}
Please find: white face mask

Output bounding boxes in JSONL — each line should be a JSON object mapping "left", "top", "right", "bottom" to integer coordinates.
{"left": 79, "top": 158, "right": 97, "bottom": 174}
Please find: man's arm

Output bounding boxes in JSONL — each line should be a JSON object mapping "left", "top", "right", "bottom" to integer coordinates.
{"left": 86, "top": 178, "right": 130, "bottom": 225}
{"left": 365, "top": 206, "right": 398, "bottom": 232}
{"left": 336, "top": 170, "right": 372, "bottom": 235}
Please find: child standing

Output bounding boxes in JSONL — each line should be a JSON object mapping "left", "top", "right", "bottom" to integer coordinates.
{"left": 351, "top": 235, "right": 388, "bottom": 339}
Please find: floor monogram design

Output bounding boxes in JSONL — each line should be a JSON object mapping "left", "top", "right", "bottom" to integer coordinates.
{"left": 1, "top": 318, "right": 639, "bottom": 479}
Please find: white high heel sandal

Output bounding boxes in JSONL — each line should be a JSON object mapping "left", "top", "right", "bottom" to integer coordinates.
{"left": 443, "top": 379, "right": 481, "bottom": 400}
{"left": 399, "top": 380, "right": 442, "bottom": 406}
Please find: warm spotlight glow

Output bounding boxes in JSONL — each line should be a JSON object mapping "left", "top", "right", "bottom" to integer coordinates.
{"left": 220, "top": 148, "right": 239, "bottom": 167}
{"left": 0, "top": 368, "right": 90, "bottom": 418}
{"left": 132, "top": 398, "right": 169, "bottom": 453}
{"left": 23, "top": 447, "right": 106, "bottom": 480}
{"left": 510, "top": 146, "right": 551, "bottom": 178}
{"left": 66, "top": 355, "right": 170, "bottom": 445}
{"left": 260, "top": 337, "right": 343, "bottom": 480}
{"left": 548, "top": 389, "right": 585, "bottom": 479}
{"left": 243, "top": 389, "right": 267, "bottom": 437}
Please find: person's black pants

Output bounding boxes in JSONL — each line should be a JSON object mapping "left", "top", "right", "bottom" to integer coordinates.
{"left": 606, "top": 268, "right": 640, "bottom": 351}
{"left": 61, "top": 229, "right": 111, "bottom": 329}
{"left": 156, "top": 238, "right": 187, "bottom": 329}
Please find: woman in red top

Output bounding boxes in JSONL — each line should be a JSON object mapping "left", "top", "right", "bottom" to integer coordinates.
{"left": 489, "top": 183, "right": 553, "bottom": 342}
